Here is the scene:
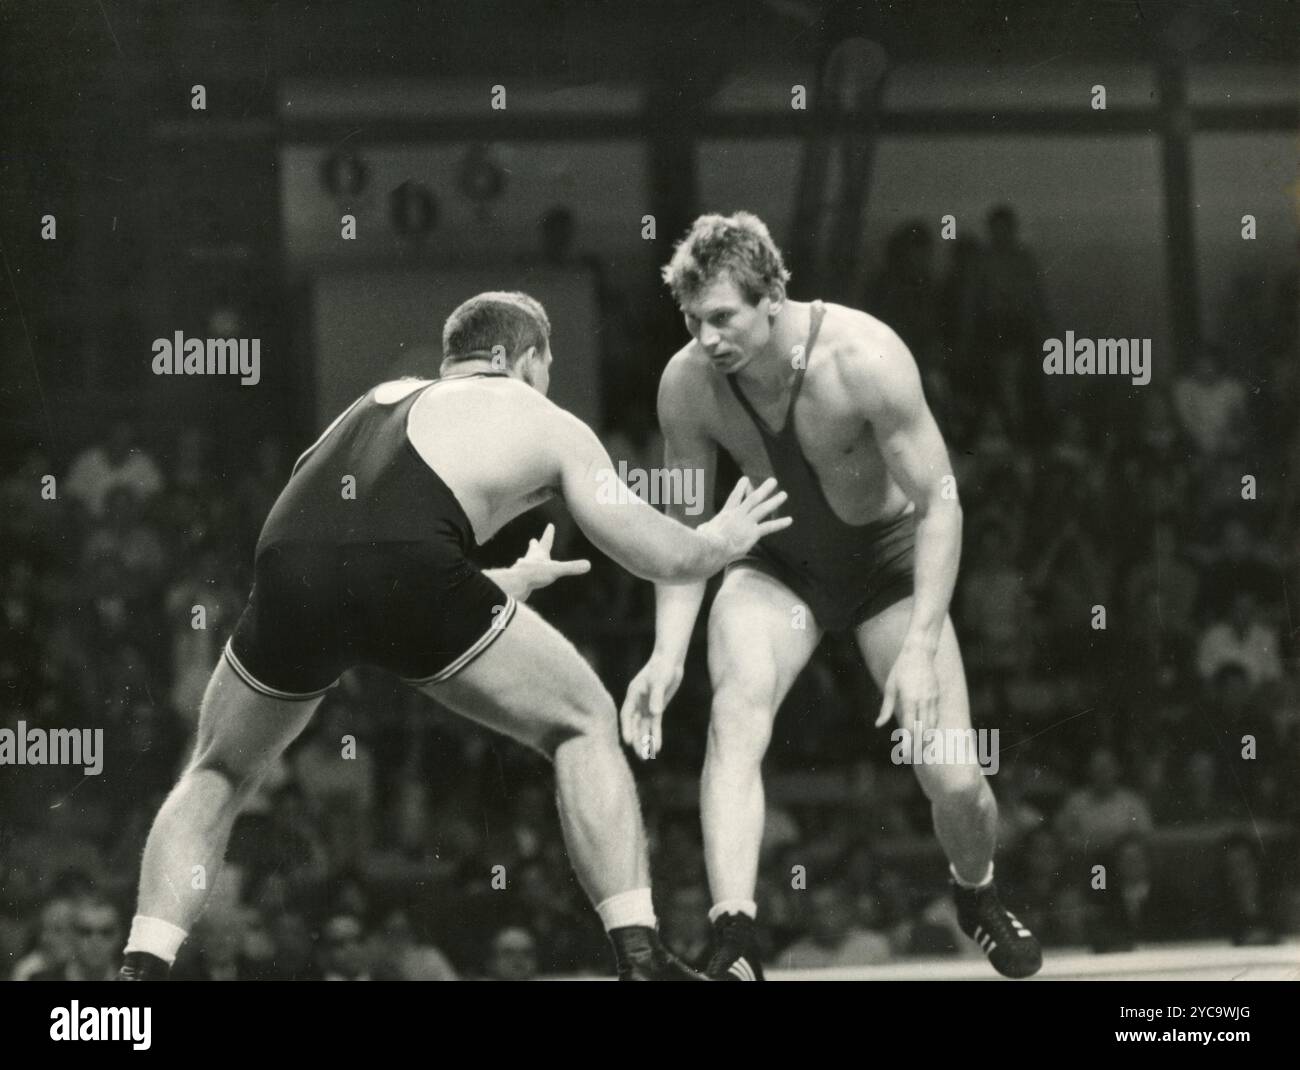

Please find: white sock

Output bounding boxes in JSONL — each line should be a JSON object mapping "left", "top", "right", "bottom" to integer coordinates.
{"left": 124, "top": 915, "right": 189, "bottom": 965}
{"left": 708, "top": 899, "right": 757, "bottom": 924}
{"left": 595, "top": 888, "right": 656, "bottom": 932}
{"left": 950, "top": 861, "right": 994, "bottom": 890}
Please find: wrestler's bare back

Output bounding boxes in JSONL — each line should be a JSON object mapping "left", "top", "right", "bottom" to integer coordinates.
{"left": 404, "top": 375, "right": 568, "bottom": 543}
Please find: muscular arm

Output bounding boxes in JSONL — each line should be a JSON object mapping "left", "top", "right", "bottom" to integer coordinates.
{"left": 552, "top": 410, "right": 730, "bottom": 584}
{"left": 651, "top": 364, "right": 719, "bottom": 666}
{"left": 852, "top": 329, "right": 963, "bottom": 653}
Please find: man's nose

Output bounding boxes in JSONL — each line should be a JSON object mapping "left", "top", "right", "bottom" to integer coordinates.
{"left": 699, "top": 325, "right": 719, "bottom": 349}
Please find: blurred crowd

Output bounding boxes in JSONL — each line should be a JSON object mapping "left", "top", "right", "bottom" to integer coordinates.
{"left": 1, "top": 205, "right": 1297, "bottom": 979}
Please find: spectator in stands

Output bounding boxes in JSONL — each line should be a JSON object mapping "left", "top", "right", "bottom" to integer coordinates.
{"left": 1132, "top": 389, "right": 1192, "bottom": 469}
{"left": 513, "top": 858, "right": 606, "bottom": 973}
{"left": 1056, "top": 748, "right": 1153, "bottom": 856}
{"left": 967, "top": 205, "right": 1052, "bottom": 438}
{"left": 0, "top": 447, "right": 64, "bottom": 553}
{"left": 1207, "top": 662, "right": 1257, "bottom": 737}
{"left": 506, "top": 782, "right": 561, "bottom": 865}
{"left": 30, "top": 897, "right": 122, "bottom": 981}
{"left": 1161, "top": 750, "right": 1243, "bottom": 826}
{"left": 1004, "top": 827, "right": 1086, "bottom": 947}
{"left": 1196, "top": 590, "right": 1284, "bottom": 688}
{"left": 65, "top": 420, "right": 165, "bottom": 521}
{"left": 1261, "top": 702, "right": 1300, "bottom": 824}
{"left": 155, "top": 426, "right": 220, "bottom": 555}
{"left": 1172, "top": 345, "right": 1247, "bottom": 457}
{"left": 10, "top": 896, "right": 76, "bottom": 981}
{"left": 164, "top": 549, "right": 245, "bottom": 729}
{"left": 318, "top": 913, "right": 372, "bottom": 981}
{"left": 1215, "top": 834, "right": 1280, "bottom": 946}
{"left": 953, "top": 408, "right": 1033, "bottom": 506}
{"left": 1027, "top": 509, "right": 1111, "bottom": 665}
{"left": 369, "top": 908, "right": 457, "bottom": 981}
{"left": 1121, "top": 522, "right": 1200, "bottom": 666}
{"left": 992, "top": 763, "right": 1046, "bottom": 853}
{"left": 779, "top": 879, "right": 891, "bottom": 969}
{"left": 867, "top": 219, "right": 940, "bottom": 369}
{"left": 1087, "top": 835, "right": 1189, "bottom": 951}
{"left": 483, "top": 926, "right": 540, "bottom": 981}
{"left": 252, "top": 784, "right": 332, "bottom": 888}
{"left": 81, "top": 485, "right": 168, "bottom": 603}
{"left": 291, "top": 702, "right": 376, "bottom": 866}
{"left": 958, "top": 523, "right": 1032, "bottom": 674}
{"left": 175, "top": 909, "right": 255, "bottom": 981}
{"left": 265, "top": 910, "right": 320, "bottom": 981}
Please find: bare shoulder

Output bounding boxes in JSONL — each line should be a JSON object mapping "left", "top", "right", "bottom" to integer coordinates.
{"left": 658, "top": 342, "right": 718, "bottom": 429}
{"left": 659, "top": 342, "right": 713, "bottom": 400}
{"left": 816, "top": 302, "right": 921, "bottom": 415}
{"left": 417, "top": 376, "right": 572, "bottom": 440}
{"left": 529, "top": 394, "right": 606, "bottom": 460}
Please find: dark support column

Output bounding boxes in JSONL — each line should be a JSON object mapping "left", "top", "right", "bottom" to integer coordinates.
{"left": 1156, "top": 53, "right": 1200, "bottom": 367}
{"left": 639, "top": 76, "right": 707, "bottom": 408}
{"left": 644, "top": 86, "right": 700, "bottom": 279}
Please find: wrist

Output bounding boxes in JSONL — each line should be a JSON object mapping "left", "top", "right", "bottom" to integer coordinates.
{"left": 486, "top": 566, "right": 526, "bottom": 602}
{"left": 649, "top": 646, "right": 684, "bottom": 668}
{"left": 649, "top": 644, "right": 687, "bottom": 673}
{"left": 696, "top": 522, "right": 731, "bottom": 568}
{"left": 902, "top": 630, "right": 940, "bottom": 656}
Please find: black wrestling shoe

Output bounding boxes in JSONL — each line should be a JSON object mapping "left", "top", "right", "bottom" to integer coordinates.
{"left": 611, "top": 926, "right": 708, "bottom": 980}
{"left": 115, "top": 952, "right": 170, "bottom": 981}
{"left": 703, "top": 912, "right": 765, "bottom": 981}
{"left": 952, "top": 879, "right": 1042, "bottom": 979}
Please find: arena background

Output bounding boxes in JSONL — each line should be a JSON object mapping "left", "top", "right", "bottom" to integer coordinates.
{"left": 0, "top": 0, "right": 1297, "bottom": 981}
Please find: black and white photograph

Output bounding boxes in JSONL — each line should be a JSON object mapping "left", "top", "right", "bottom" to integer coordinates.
{"left": 1, "top": 0, "right": 1297, "bottom": 1044}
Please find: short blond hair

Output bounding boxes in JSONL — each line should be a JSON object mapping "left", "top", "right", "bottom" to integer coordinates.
{"left": 661, "top": 211, "right": 791, "bottom": 306}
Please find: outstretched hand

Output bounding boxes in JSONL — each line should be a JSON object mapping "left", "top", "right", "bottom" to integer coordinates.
{"left": 510, "top": 524, "right": 590, "bottom": 600}
{"left": 702, "top": 476, "right": 792, "bottom": 560}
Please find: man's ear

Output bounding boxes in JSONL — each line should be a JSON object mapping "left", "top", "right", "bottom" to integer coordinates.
{"left": 766, "top": 282, "right": 786, "bottom": 318}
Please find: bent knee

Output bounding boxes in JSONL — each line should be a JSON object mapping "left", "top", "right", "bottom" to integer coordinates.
{"left": 536, "top": 687, "right": 619, "bottom": 758}
{"left": 916, "top": 762, "right": 991, "bottom": 804}
{"left": 708, "top": 686, "right": 778, "bottom": 765}
{"left": 187, "top": 751, "right": 273, "bottom": 802}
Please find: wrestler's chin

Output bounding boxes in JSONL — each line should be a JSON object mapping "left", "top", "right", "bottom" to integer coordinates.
{"left": 708, "top": 350, "right": 747, "bottom": 374}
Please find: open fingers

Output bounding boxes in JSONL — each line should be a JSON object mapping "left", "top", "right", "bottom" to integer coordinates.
{"left": 746, "top": 489, "right": 788, "bottom": 520}
{"left": 723, "top": 476, "right": 752, "bottom": 510}
{"left": 757, "top": 516, "right": 794, "bottom": 537}
{"left": 875, "top": 677, "right": 897, "bottom": 727}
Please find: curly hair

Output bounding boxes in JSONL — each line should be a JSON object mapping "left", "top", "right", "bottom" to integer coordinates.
{"left": 660, "top": 211, "right": 791, "bottom": 306}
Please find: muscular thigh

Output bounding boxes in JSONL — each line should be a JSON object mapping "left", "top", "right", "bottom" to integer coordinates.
{"left": 854, "top": 596, "right": 972, "bottom": 733}
{"left": 188, "top": 658, "right": 322, "bottom": 785}
{"left": 708, "top": 566, "right": 823, "bottom": 729}
{"left": 414, "top": 601, "right": 614, "bottom": 754}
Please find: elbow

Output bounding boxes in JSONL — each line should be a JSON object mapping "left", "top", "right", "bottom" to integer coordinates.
{"left": 653, "top": 534, "right": 718, "bottom": 585}
{"left": 916, "top": 491, "right": 962, "bottom": 531}
{"left": 654, "top": 544, "right": 700, "bottom": 585}
{"left": 618, "top": 542, "right": 690, "bottom": 585}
